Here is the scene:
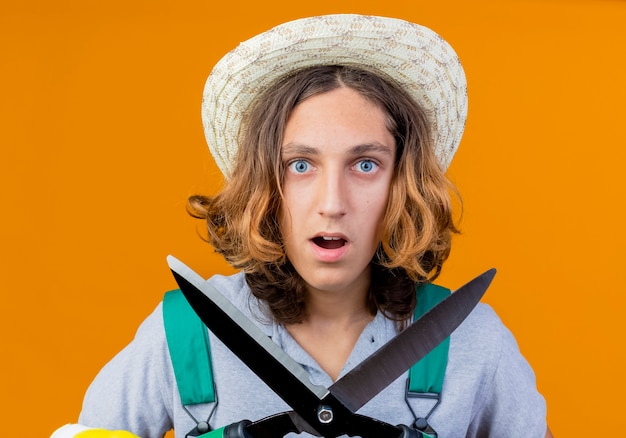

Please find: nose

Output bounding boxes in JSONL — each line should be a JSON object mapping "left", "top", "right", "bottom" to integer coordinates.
{"left": 316, "top": 168, "right": 348, "bottom": 218}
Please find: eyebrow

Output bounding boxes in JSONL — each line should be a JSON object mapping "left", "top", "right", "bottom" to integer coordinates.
{"left": 350, "top": 142, "right": 393, "bottom": 157}
{"left": 281, "top": 142, "right": 393, "bottom": 157}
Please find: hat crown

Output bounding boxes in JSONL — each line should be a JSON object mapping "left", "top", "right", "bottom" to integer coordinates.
{"left": 202, "top": 14, "right": 467, "bottom": 178}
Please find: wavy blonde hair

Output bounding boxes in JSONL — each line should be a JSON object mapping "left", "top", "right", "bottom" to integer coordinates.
{"left": 188, "top": 65, "right": 460, "bottom": 324}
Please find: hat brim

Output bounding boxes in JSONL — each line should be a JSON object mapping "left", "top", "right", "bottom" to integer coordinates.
{"left": 202, "top": 14, "right": 467, "bottom": 178}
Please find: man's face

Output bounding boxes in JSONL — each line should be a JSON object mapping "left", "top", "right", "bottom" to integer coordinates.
{"left": 279, "top": 86, "right": 396, "bottom": 297}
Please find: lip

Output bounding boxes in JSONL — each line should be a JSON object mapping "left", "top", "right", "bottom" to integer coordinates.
{"left": 309, "top": 233, "right": 349, "bottom": 263}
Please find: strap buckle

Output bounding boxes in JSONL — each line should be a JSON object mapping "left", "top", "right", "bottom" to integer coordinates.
{"left": 404, "top": 379, "right": 440, "bottom": 437}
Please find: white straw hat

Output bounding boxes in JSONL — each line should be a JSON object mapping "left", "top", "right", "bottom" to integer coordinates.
{"left": 202, "top": 14, "right": 467, "bottom": 178}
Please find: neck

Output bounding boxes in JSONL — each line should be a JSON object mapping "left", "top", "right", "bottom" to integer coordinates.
{"left": 285, "top": 279, "right": 375, "bottom": 381}
{"left": 300, "top": 271, "right": 373, "bottom": 324}
{"left": 303, "top": 290, "right": 371, "bottom": 326}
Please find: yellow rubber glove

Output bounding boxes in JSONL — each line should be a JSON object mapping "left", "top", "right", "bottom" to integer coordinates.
{"left": 50, "top": 424, "right": 140, "bottom": 438}
{"left": 75, "top": 430, "right": 139, "bottom": 438}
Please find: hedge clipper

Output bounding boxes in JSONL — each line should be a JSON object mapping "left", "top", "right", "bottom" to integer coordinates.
{"left": 168, "top": 256, "right": 495, "bottom": 438}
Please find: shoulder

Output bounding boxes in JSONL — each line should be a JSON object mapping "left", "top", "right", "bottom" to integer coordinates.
{"left": 444, "top": 303, "right": 506, "bottom": 394}
{"left": 447, "top": 302, "right": 527, "bottom": 389}
{"left": 83, "top": 271, "right": 251, "bottom": 408}
{"left": 450, "top": 302, "right": 507, "bottom": 355}
{"left": 436, "top": 303, "right": 547, "bottom": 436}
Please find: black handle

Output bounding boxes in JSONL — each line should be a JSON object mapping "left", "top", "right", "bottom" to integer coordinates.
{"left": 224, "top": 420, "right": 252, "bottom": 438}
{"left": 397, "top": 424, "right": 422, "bottom": 437}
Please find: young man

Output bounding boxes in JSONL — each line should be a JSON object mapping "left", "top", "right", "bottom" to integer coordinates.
{"left": 52, "top": 14, "right": 552, "bottom": 438}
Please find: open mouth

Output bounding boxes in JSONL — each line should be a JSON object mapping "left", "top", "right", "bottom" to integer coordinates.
{"left": 312, "top": 236, "right": 347, "bottom": 250}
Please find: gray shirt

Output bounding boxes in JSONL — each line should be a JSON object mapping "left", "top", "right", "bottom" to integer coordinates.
{"left": 79, "top": 272, "right": 547, "bottom": 437}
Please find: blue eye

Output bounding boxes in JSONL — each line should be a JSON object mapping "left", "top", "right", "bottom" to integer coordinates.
{"left": 289, "top": 160, "right": 310, "bottom": 173}
{"left": 356, "top": 160, "right": 377, "bottom": 173}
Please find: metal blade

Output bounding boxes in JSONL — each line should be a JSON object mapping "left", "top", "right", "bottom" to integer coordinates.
{"left": 329, "top": 268, "right": 496, "bottom": 412}
{"left": 166, "top": 256, "right": 328, "bottom": 431}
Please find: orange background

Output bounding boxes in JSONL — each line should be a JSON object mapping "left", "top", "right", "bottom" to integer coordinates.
{"left": 1, "top": 0, "right": 625, "bottom": 436}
